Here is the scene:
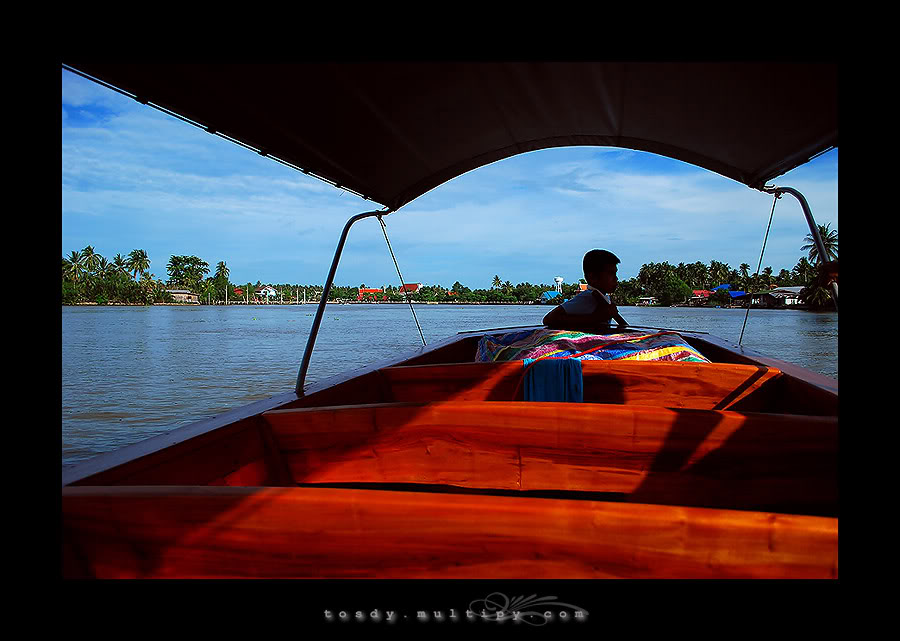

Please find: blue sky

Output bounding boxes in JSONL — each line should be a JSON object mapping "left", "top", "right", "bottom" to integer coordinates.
{"left": 62, "top": 68, "right": 838, "bottom": 290}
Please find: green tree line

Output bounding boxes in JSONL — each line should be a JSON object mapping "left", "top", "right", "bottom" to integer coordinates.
{"left": 62, "top": 224, "right": 837, "bottom": 308}
{"left": 62, "top": 247, "right": 172, "bottom": 305}
{"left": 613, "top": 223, "right": 838, "bottom": 308}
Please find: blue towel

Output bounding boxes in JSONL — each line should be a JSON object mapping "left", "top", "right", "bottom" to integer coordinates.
{"left": 522, "top": 358, "right": 583, "bottom": 402}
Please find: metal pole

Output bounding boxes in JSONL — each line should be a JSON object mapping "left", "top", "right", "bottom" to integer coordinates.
{"left": 295, "top": 208, "right": 389, "bottom": 394}
{"left": 762, "top": 185, "right": 838, "bottom": 309}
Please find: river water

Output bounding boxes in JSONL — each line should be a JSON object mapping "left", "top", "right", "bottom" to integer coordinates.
{"left": 61, "top": 303, "right": 837, "bottom": 469}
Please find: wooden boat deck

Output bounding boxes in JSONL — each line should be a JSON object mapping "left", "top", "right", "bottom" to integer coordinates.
{"left": 62, "top": 326, "right": 838, "bottom": 578}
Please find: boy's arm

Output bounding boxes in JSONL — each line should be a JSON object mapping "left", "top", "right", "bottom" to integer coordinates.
{"left": 542, "top": 304, "right": 570, "bottom": 329}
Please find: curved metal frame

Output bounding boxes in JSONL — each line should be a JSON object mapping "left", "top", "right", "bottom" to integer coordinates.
{"left": 295, "top": 209, "right": 390, "bottom": 394}
{"left": 762, "top": 185, "right": 838, "bottom": 310}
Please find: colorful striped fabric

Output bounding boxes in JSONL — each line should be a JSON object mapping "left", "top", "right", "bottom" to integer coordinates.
{"left": 475, "top": 328, "right": 711, "bottom": 363}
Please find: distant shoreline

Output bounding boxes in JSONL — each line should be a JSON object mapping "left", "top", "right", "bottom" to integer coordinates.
{"left": 63, "top": 301, "right": 817, "bottom": 310}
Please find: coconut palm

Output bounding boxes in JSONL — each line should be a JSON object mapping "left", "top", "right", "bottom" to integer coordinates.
{"left": 138, "top": 271, "right": 158, "bottom": 304}
{"left": 199, "top": 278, "right": 216, "bottom": 305}
{"left": 62, "top": 250, "right": 83, "bottom": 279}
{"left": 112, "top": 253, "right": 128, "bottom": 276}
{"left": 81, "top": 246, "right": 101, "bottom": 274}
{"left": 215, "top": 261, "right": 230, "bottom": 281}
{"left": 63, "top": 250, "right": 85, "bottom": 297}
{"left": 215, "top": 261, "right": 230, "bottom": 304}
{"left": 708, "top": 260, "right": 732, "bottom": 288}
{"left": 792, "top": 257, "right": 817, "bottom": 286}
{"left": 675, "top": 262, "right": 689, "bottom": 286}
{"left": 492, "top": 275, "right": 502, "bottom": 289}
{"left": 801, "top": 283, "right": 834, "bottom": 308}
{"left": 126, "top": 249, "right": 151, "bottom": 281}
{"left": 739, "top": 263, "right": 751, "bottom": 290}
{"left": 691, "top": 261, "right": 709, "bottom": 290}
{"left": 800, "top": 223, "right": 838, "bottom": 265}
{"left": 94, "top": 256, "right": 109, "bottom": 296}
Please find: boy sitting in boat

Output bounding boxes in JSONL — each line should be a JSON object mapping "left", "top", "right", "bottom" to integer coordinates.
{"left": 542, "top": 249, "right": 627, "bottom": 332}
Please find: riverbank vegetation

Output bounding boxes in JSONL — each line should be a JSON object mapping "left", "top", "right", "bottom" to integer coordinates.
{"left": 62, "top": 247, "right": 173, "bottom": 305}
{"left": 62, "top": 225, "right": 837, "bottom": 309}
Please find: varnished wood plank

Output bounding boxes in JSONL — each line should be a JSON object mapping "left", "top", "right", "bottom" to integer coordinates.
{"left": 379, "top": 360, "right": 784, "bottom": 411}
{"left": 583, "top": 361, "right": 781, "bottom": 411}
{"left": 262, "top": 401, "right": 837, "bottom": 513}
{"left": 61, "top": 486, "right": 838, "bottom": 579}
{"left": 255, "top": 416, "right": 294, "bottom": 486}
{"left": 379, "top": 362, "right": 522, "bottom": 402}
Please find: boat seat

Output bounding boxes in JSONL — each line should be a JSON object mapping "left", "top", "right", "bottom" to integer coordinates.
{"left": 260, "top": 400, "right": 838, "bottom": 516}
{"left": 373, "top": 360, "right": 785, "bottom": 412}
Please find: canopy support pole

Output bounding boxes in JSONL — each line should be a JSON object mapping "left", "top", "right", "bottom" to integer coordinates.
{"left": 295, "top": 208, "right": 389, "bottom": 395}
{"left": 761, "top": 185, "right": 838, "bottom": 310}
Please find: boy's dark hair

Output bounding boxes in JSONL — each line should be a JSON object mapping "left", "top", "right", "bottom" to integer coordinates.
{"left": 583, "top": 249, "right": 620, "bottom": 275}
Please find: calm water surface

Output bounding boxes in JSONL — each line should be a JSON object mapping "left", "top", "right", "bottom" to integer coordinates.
{"left": 62, "top": 304, "right": 837, "bottom": 468}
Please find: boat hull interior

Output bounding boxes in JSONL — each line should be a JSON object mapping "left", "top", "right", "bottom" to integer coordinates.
{"left": 63, "top": 325, "right": 838, "bottom": 579}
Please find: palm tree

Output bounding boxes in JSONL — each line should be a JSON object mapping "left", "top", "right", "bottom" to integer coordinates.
{"left": 492, "top": 275, "right": 502, "bottom": 289}
{"left": 81, "top": 245, "right": 101, "bottom": 274}
{"left": 708, "top": 260, "right": 732, "bottom": 288}
{"left": 200, "top": 279, "right": 216, "bottom": 305}
{"left": 126, "top": 249, "right": 151, "bottom": 281}
{"left": 801, "top": 282, "right": 834, "bottom": 308}
{"left": 739, "top": 263, "right": 751, "bottom": 291}
{"left": 675, "top": 262, "right": 689, "bottom": 285}
{"left": 93, "top": 256, "right": 111, "bottom": 299}
{"left": 792, "top": 257, "right": 817, "bottom": 286}
{"left": 801, "top": 223, "right": 838, "bottom": 265}
{"left": 215, "top": 261, "right": 230, "bottom": 304}
{"left": 138, "top": 271, "right": 158, "bottom": 304}
{"left": 112, "top": 253, "right": 128, "bottom": 276}
{"left": 691, "top": 261, "right": 709, "bottom": 290}
{"left": 63, "top": 250, "right": 85, "bottom": 298}
{"left": 62, "top": 250, "right": 82, "bottom": 279}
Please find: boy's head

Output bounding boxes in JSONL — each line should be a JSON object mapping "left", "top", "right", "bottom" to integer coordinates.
{"left": 583, "top": 249, "right": 619, "bottom": 293}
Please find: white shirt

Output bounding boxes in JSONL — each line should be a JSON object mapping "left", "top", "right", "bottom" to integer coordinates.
{"left": 561, "top": 285, "right": 611, "bottom": 315}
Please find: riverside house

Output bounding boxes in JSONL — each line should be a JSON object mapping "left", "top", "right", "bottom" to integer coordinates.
{"left": 734, "top": 286, "right": 805, "bottom": 309}
{"left": 165, "top": 289, "right": 199, "bottom": 304}
{"left": 358, "top": 287, "right": 386, "bottom": 301}
{"left": 255, "top": 285, "right": 277, "bottom": 302}
{"left": 769, "top": 286, "right": 805, "bottom": 306}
